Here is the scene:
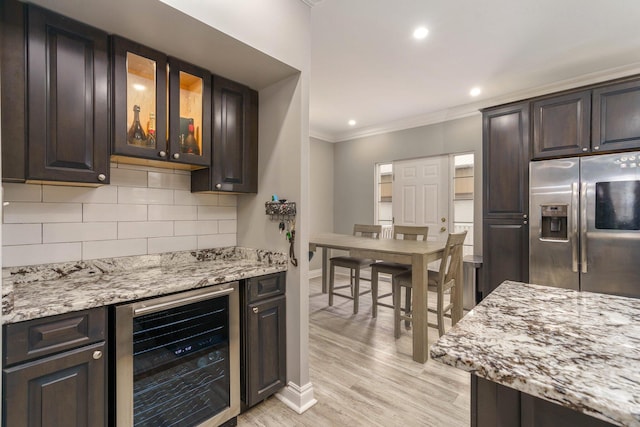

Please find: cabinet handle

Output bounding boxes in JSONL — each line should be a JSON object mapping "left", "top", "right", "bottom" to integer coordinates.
{"left": 252, "top": 307, "right": 259, "bottom": 314}
{"left": 93, "top": 350, "right": 102, "bottom": 360}
{"left": 97, "top": 174, "right": 106, "bottom": 182}
{"left": 216, "top": 183, "right": 222, "bottom": 190}
{"left": 173, "top": 153, "right": 180, "bottom": 159}
{"left": 593, "top": 146, "right": 600, "bottom": 151}
{"left": 159, "top": 151, "right": 167, "bottom": 158}
{"left": 582, "top": 147, "right": 588, "bottom": 152}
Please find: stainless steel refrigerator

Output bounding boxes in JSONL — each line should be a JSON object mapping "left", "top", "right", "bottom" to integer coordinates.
{"left": 529, "top": 152, "right": 640, "bottom": 298}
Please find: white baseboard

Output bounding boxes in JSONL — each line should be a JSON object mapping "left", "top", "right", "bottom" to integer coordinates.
{"left": 275, "top": 381, "right": 318, "bottom": 414}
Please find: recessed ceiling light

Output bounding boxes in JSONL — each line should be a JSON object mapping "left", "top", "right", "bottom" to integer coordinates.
{"left": 413, "top": 26, "right": 429, "bottom": 40}
{"left": 470, "top": 87, "right": 481, "bottom": 97}
{"left": 348, "top": 119, "right": 356, "bottom": 126}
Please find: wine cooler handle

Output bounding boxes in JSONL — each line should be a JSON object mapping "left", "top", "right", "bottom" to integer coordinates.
{"left": 133, "top": 287, "right": 234, "bottom": 316}
{"left": 158, "top": 151, "right": 167, "bottom": 158}
{"left": 97, "top": 174, "right": 106, "bottom": 182}
{"left": 173, "top": 153, "right": 180, "bottom": 159}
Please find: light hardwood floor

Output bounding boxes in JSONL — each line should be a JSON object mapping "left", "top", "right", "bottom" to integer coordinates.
{"left": 237, "top": 272, "right": 470, "bottom": 427}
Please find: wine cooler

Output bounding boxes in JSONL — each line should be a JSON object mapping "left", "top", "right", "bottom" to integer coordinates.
{"left": 115, "top": 283, "right": 240, "bottom": 426}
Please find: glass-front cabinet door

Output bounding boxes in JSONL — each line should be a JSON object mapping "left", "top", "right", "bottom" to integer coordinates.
{"left": 168, "top": 57, "right": 211, "bottom": 167}
{"left": 112, "top": 36, "right": 167, "bottom": 159}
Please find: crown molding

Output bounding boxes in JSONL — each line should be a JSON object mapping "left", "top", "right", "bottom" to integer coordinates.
{"left": 316, "top": 61, "right": 640, "bottom": 143}
{"left": 299, "top": 0, "right": 325, "bottom": 7}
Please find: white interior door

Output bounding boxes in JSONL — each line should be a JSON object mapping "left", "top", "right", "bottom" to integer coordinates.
{"left": 392, "top": 156, "right": 450, "bottom": 242}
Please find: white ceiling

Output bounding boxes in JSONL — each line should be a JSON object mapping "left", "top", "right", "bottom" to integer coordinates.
{"left": 309, "top": 0, "right": 640, "bottom": 142}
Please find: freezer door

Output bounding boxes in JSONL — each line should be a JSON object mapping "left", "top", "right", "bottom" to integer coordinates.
{"left": 581, "top": 152, "right": 640, "bottom": 298}
{"left": 529, "top": 158, "right": 580, "bottom": 290}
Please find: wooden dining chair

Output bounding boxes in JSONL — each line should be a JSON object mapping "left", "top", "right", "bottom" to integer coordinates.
{"left": 391, "top": 231, "right": 467, "bottom": 338}
{"left": 370, "top": 225, "right": 429, "bottom": 317}
{"left": 328, "top": 224, "right": 382, "bottom": 314}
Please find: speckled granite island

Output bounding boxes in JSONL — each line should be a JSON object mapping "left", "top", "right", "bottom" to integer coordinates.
{"left": 431, "top": 281, "right": 640, "bottom": 427}
{"left": 2, "top": 246, "right": 288, "bottom": 324}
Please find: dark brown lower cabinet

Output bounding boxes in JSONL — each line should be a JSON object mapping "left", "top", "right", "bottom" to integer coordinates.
{"left": 241, "top": 272, "right": 287, "bottom": 409}
{"left": 472, "top": 376, "right": 615, "bottom": 427}
{"left": 3, "top": 342, "right": 106, "bottom": 427}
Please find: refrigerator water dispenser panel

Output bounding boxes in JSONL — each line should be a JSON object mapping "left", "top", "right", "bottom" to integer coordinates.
{"left": 540, "top": 204, "right": 568, "bottom": 240}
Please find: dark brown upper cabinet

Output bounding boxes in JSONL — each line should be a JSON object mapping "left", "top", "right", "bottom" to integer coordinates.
{"left": 532, "top": 90, "right": 591, "bottom": 159}
{"left": 168, "top": 57, "right": 212, "bottom": 168}
{"left": 192, "top": 76, "right": 258, "bottom": 193}
{"left": 592, "top": 78, "right": 640, "bottom": 153}
{"left": 27, "top": 4, "right": 110, "bottom": 185}
{"left": 111, "top": 36, "right": 168, "bottom": 163}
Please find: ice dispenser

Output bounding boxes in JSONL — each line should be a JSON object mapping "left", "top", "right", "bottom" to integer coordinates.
{"left": 540, "top": 204, "right": 568, "bottom": 240}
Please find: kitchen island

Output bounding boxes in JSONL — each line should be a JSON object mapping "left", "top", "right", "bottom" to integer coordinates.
{"left": 431, "top": 281, "right": 640, "bottom": 427}
{"left": 2, "top": 246, "right": 287, "bottom": 324}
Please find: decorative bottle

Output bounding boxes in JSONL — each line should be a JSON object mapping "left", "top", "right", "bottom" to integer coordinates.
{"left": 146, "top": 112, "right": 156, "bottom": 148}
{"left": 182, "top": 118, "right": 200, "bottom": 155}
{"left": 127, "top": 105, "right": 147, "bottom": 146}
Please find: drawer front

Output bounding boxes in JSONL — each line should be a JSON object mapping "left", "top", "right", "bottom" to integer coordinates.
{"left": 4, "top": 308, "right": 106, "bottom": 366}
{"left": 247, "top": 272, "right": 286, "bottom": 303}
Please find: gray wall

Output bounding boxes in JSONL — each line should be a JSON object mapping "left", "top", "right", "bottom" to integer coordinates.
{"left": 332, "top": 114, "right": 483, "bottom": 254}
{"left": 309, "top": 137, "right": 335, "bottom": 270}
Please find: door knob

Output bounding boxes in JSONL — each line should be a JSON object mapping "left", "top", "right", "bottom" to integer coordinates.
{"left": 440, "top": 227, "right": 446, "bottom": 232}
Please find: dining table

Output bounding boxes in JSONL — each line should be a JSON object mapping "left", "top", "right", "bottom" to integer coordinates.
{"left": 309, "top": 232, "right": 462, "bottom": 363}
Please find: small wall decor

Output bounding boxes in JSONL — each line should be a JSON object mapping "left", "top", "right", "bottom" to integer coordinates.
{"left": 266, "top": 196, "right": 298, "bottom": 266}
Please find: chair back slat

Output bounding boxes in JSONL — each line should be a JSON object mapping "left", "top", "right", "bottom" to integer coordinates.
{"left": 353, "top": 224, "right": 382, "bottom": 239}
{"left": 438, "top": 231, "right": 467, "bottom": 288}
{"left": 393, "top": 225, "right": 429, "bottom": 241}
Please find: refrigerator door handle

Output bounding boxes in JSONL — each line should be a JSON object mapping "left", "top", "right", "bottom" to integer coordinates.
{"left": 580, "top": 182, "right": 588, "bottom": 273}
{"left": 571, "top": 182, "right": 579, "bottom": 273}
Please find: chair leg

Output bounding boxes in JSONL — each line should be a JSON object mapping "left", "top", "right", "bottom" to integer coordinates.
{"left": 404, "top": 287, "right": 412, "bottom": 328}
{"left": 329, "top": 262, "right": 335, "bottom": 307}
{"left": 393, "top": 281, "right": 401, "bottom": 339}
{"left": 371, "top": 268, "right": 378, "bottom": 317}
{"left": 353, "top": 267, "right": 360, "bottom": 314}
{"left": 437, "top": 285, "right": 445, "bottom": 337}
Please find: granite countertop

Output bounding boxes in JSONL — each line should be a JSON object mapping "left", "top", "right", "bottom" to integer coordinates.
{"left": 430, "top": 281, "right": 640, "bottom": 427}
{"left": 2, "top": 247, "right": 288, "bottom": 325}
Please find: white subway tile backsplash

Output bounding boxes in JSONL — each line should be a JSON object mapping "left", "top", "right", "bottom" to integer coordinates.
{"left": 174, "top": 220, "right": 218, "bottom": 236}
{"left": 43, "top": 222, "right": 117, "bottom": 243}
{"left": 118, "top": 187, "right": 174, "bottom": 205}
{"left": 83, "top": 239, "right": 147, "bottom": 260}
{"left": 148, "top": 205, "right": 197, "bottom": 221}
{"left": 110, "top": 168, "right": 148, "bottom": 187}
{"left": 198, "top": 233, "right": 237, "bottom": 249}
{"left": 148, "top": 236, "right": 197, "bottom": 254}
{"left": 3, "top": 183, "right": 42, "bottom": 202}
{"left": 3, "top": 224, "right": 42, "bottom": 246}
{"left": 148, "top": 172, "right": 190, "bottom": 190}
{"left": 4, "top": 243, "right": 82, "bottom": 267}
{"left": 218, "top": 220, "right": 237, "bottom": 234}
{"left": 43, "top": 185, "right": 118, "bottom": 204}
{"left": 198, "top": 206, "right": 237, "bottom": 220}
{"left": 174, "top": 190, "right": 219, "bottom": 206}
{"left": 2, "top": 164, "right": 238, "bottom": 266}
{"left": 118, "top": 221, "right": 173, "bottom": 239}
{"left": 218, "top": 194, "right": 238, "bottom": 207}
{"left": 4, "top": 202, "right": 82, "bottom": 224}
{"left": 83, "top": 204, "right": 147, "bottom": 222}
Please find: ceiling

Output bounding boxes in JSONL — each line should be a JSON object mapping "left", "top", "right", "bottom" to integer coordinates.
{"left": 309, "top": 0, "right": 640, "bottom": 142}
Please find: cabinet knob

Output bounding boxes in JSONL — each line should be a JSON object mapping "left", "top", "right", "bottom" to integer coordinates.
{"left": 97, "top": 174, "right": 106, "bottom": 182}
{"left": 159, "top": 151, "right": 167, "bottom": 158}
{"left": 582, "top": 147, "right": 588, "bottom": 152}
{"left": 523, "top": 214, "right": 528, "bottom": 219}
{"left": 524, "top": 220, "right": 528, "bottom": 225}
{"left": 593, "top": 146, "right": 600, "bottom": 151}
{"left": 173, "top": 153, "right": 180, "bottom": 159}
{"left": 215, "top": 183, "right": 222, "bottom": 190}
{"left": 93, "top": 350, "right": 103, "bottom": 360}
{"left": 252, "top": 307, "right": 259, "bottom": 314}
